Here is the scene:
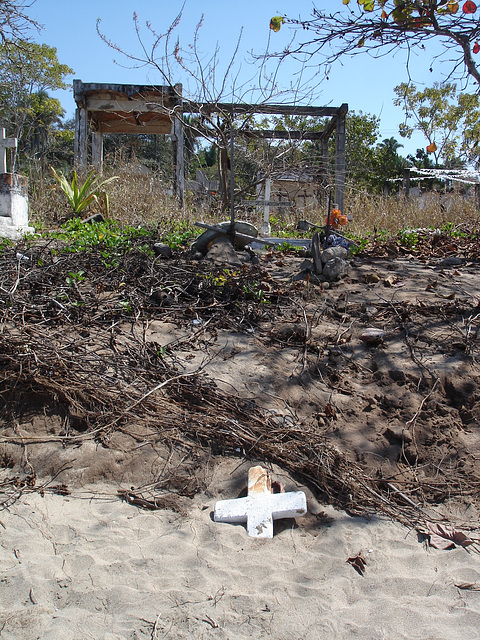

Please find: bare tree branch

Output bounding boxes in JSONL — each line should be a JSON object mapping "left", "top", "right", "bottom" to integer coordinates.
{"left": 266, "top": 1, "right": 480, "bottom": 86}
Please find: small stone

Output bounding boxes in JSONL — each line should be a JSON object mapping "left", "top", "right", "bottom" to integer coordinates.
{"left": 439, "top": 256, "right": 463, "bottom": 267}
{"left": 323, "top": 257, "right": 349, "bottom": 281}
{"left": 205, "top": 236, "right": 242, "bottom": 267}
{"left": 360, "top": 328, "right": 386, "bottom": 344}
{"left": 383, "top": 275, "right": 398, "bottom": 287}
{"left": 154, "top": 242, "right": 172, "bottom": 259}
{"left": 150, "top": 289, "right": 175, "bottom": 306}
{"left": 299, "top": 259, "right": 314, "bottom": 272}
{"left": 321, "top": 245, "right": 348, "bottom": 264}
{"left": 384, "top": 426, "right": 412, "bottom": 444}
{"left": 297, "top": 220, "right": 311, "bottom": 231}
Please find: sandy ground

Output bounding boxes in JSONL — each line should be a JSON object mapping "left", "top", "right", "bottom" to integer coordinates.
{"left": 1, "top": 234, "right": 480, "bottom": 638}
{"left": 2, "top": 459, "right": 480, "bottom": 640}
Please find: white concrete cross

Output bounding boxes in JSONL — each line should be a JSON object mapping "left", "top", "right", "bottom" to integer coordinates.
{"left": 214, "top": 466, "right": 307, "bottom": 538}
{"left": 0, "top": 128, "right": 17, "bottom": 174}
{"left": 260, "top": 177, "right": 272, "bottom": 237}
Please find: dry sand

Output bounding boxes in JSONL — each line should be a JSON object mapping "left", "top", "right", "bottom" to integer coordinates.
{"left": 2, "top": 459, "right": 480, "bottom": 640}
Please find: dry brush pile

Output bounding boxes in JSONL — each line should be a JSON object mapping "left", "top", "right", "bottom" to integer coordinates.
{"left": 0, "top": 227, "right": 479, "bottom": 542}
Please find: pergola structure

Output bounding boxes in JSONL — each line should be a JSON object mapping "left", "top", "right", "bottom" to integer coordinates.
{"left": 73, "top": 80, "right": 184, "bottom": 200}
{"left": 73, "top": 79, "right": 348, "bottom": 212}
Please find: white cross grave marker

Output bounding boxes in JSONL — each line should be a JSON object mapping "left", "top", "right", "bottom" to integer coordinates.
{"left": 0, "top": 128, "right": 17, "bottom": 174}
{"left": 214, "top": 466, "right": 307, "bottom": 538}
{"left": 260, "top": 177, "right": 272, "bottom": 237}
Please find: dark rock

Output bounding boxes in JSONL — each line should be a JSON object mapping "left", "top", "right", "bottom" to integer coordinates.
{"left": 360, "top": 328, "right": 386, "bottom": 344}
{"left": 439, "top": 256, "right": 463, "bottom": 267}
{"left": 150, "top": 289, "right": 175, "bottom": 306}
{"left": 153, "top": 243, "right": 173, "bottom": 259}
{"left": 323, "top": 257, "right": 348, "bottom": 281}
{"left": 311, "top": 232, "right": 323, "bottom": 274}
{"left": 82, "top": 213, "right": 105, "bottom": 224}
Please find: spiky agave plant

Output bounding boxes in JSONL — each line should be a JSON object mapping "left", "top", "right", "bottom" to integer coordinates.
{"left": 51, "top": 167, "right": 118, "bottom": 216}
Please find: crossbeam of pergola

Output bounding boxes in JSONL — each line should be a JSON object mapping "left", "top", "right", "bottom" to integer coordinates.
{"left": 73, "top": 79, "right": 348, "bottom": 212}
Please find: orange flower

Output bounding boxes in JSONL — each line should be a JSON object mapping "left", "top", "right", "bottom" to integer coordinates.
{"left": 426, "top": 142, "right": 437, "bottom": 153}
{"left": 326, "top": 209, "right": 348, "bottom": 229}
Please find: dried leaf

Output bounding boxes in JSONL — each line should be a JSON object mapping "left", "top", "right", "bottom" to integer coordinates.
{"left": 427, "top": 522, "right": 474, "bottom": 550}
{"left": 347, "top": 552, "right": 367, "bottom": 575}
{"left": 269, "top": 16, "right": 284, "bottom": 32}
{"left": 325, "top": 403, "right": 337, "bottom": 419}
{"left": 383, "top": 275, "right": 398, "bottom": 287}
{"left": 463, "top": 0, "right": 477, "bottom": 13}
{"left": 455, "top": 582, "right": 480, "bottom": 590}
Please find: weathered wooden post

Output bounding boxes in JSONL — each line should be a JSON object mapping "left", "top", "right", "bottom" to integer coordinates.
{"left": 403, "top": 168, "right": 411, "bottom": 198}
{"left": 334, "top": 104, "right": 347, "bottom": 215}
{"left": 475, "top": 183, "right": 480, "bottom": 211}
{"left": 92, "top": 131, "right": 104, "bottom": 168}
{"left": 171, "top": 83, "right": 184, "bottom": 206}
{"left": 74, "top": 97, "right": 88, "bottom": 170}
{"left": 0, "top": 128, "right": 34, "bottom": 239}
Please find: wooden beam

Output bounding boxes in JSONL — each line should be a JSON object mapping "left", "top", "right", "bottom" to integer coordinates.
{"left": 73, "top": 79, "right": 177, "bottom": 106}
{"left": 183, "top": 101, "right": 345, "bottom": 117}
{"left": 97, "top": 120, "right": 172, "bottom": 135}
{"left": 84, "top": 97, "right": 176, "bottom": 114}
{"left": 243, "top": 130, "right": 324, "bottom": 140}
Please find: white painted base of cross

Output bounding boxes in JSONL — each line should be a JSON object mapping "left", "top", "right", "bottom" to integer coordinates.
{"left": 214, "top": 466, "right": 307, "bottom": 538}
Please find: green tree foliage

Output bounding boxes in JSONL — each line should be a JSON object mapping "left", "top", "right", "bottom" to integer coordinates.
{"left": 270, "top": 0, "right": 480, "bottom": 86}
{"left": 394, "top": 82, "right": 480, "bottom": 166}
{"left": 374, "top": 137, "right": 406, "bottom": 191}
{"left": 344, "top": 111, "right": 380, "bottom": 188}
{"left": 0, "top": 41, "right": 73, "bottom": 169}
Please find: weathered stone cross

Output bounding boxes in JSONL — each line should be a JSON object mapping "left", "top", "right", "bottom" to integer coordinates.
{"left": 0, "top": 128, "right": 17, "bottom": 174}
{"left": 214, "top": 466, "right": 307, "bottom": 538}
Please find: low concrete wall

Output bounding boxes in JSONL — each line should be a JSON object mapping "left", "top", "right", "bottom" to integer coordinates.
{"left": 0, "top": 173, "right": 34, "bottom": 240}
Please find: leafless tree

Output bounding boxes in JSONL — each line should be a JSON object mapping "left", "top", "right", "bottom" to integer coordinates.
{"left": 0, "top": 1, "right": 40, "bottom": 45}
{"left": 96, "top": 7, "right": 321, "bottom": 210}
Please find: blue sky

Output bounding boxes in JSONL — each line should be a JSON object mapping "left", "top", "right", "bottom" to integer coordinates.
{"left": 30, "top": 0, "right": 454, "bottom": 156}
